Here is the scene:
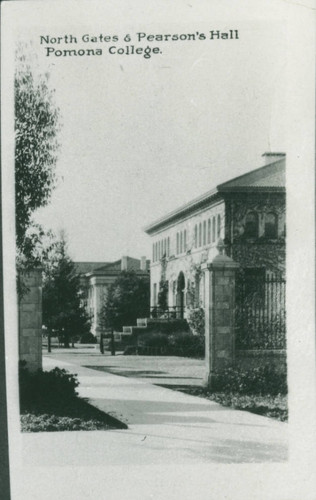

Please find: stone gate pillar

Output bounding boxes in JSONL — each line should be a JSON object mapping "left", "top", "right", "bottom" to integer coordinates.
{"left": 202, "top": 240, "right": 239, "bottom": 388}
{"left": 19, "top": 268, "right": 43, "bottom": 372}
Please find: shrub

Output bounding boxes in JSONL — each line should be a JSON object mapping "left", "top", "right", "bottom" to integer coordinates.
{"left": 138, "top": 332, "right": 169, "bottom": 348}
{"left": 187, "top": 307, "right": 205, "bottom": 337}
{"left": 168, "top": 331, "right": 205, "bottom": 357}
{"left": 136, "top": 330, "right": 204, "bottom": 357}
{"left": 19, "top": 361, "right": 79, "bottom": 410}
{"left": 169, "top": 331, "right": 199, "bottom": 347}
{"left": 211, "top": 365, "right": 287, "bottom": 395}
{"left": 149, "top": 320, "right": 190, "bottom": 335}
{"left": 79, "top": 332, "right": 97, "bottom": 344}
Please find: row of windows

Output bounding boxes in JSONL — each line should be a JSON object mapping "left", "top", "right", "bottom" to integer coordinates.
{"left": 152, "top": 214, "right": 222, "bottom": 262}
{"left": 194, "top": 214, "right": 221, "bottom": 249}
{"left": 153, "top": 237, "right": 170, "bottom": 262}
{"left": 244, "top": 212, "right": 278, "bottom": 238}
{"left": 152, "top": 211, "right": 280, "bottom": 263}
{"left": 176, "top": 230, "right": 187, "bottom": 255}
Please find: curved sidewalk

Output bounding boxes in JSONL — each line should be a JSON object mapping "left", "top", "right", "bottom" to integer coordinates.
{"left": 20, "top": 354, "right": 289, "bottom": 466}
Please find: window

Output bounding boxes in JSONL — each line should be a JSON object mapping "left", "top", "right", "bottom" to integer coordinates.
{"left": 245, "top": 212, "right": 259, "bottom": 238}
{"left": 180, "top": 232, "right": 183, "bottom": 253}
{"left": 167, "top": 237, "right": 170, "bottom": 257}
{"left": 212, "top": 216, "right": 216, "bottom": 242}
{"left": 194, "top": 225, "right": 198, "bottom": 248}
{"left": 199, "top": 223, "right": 202, "bottom": 247}
{"left": 153, "top": 243, "right": 155, "bottom": 262}
{"left": 207, "top": 219, "right": 211, "bottom": 244}
{"left": 184, "top": 230, "right": 187, "bottom": 252}
{"left": 203, "top": 221, "right": 206, "bottom": 245}
{"left": 217, "top": 214, "right": 221, "bottom": 239}
{"left": 176, "top": 233, "right": 179, "bottom": 254}
{"left": 264, "top": 212, "right": 278, "bottom": 238}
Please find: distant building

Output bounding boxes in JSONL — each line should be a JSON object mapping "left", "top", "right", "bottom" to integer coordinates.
{"left": 144, "top": 153, "right": 285, "bottom": 319}
{"left": 75, "top": 256, "right": 150, "bottom": 338}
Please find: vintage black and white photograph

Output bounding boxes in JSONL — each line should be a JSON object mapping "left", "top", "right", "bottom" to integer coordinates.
{"left": 1, "top": 1, "right": 315, "bottom": 499}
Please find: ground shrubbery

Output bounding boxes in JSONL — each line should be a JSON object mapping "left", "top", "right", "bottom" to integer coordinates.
{"left": 20, "top": 413, "right": 113, "bottom": 432}
{"left": 135, "top": 330, "right": 204, "bottom": 357}
{"left": 19, "top": 362, "right": 125, "bottom": 432}
{"left": 19, "top": 362, "right": 79, "bottom": 411}
{"left": 209, "top": 392, "right": 288, "bottom": 421}
{"left": 177, "top": 364, "right": 288, "bottom": 422}
{"left": 211, "top": 365, "right": 287, "bottom": 395}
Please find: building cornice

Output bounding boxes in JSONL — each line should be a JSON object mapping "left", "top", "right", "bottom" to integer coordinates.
{"left": 144, "top": 190, "right": 221, "bottom": 235}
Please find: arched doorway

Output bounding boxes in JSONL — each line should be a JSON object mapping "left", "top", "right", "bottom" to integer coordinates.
{"left": 176, "top": 272, "right": 185, "bottom": 319}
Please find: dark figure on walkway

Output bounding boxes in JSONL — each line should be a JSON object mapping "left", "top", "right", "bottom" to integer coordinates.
{"left": 110, "top": 330, "right": 116, "bottom": 356}
{"left": 100, "top": 333, "right": 104, "bottom": 354}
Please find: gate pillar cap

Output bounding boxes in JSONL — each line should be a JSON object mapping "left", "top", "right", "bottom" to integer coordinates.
{"left": 212, "top": 254, "right": 239, "bottom": 269}
{"left": 201, "top": 254, "right": 239, "bottom": 270}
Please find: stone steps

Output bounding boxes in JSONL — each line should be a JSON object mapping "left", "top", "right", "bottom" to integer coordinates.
{"left": 122, "top": 317, "right": 190, "bottom": 337}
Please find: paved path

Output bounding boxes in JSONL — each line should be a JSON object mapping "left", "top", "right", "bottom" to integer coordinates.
{"left": 44, "top": 346, "right": 206, "bottom": 387}
{"left": 21, "top": 351, "right": 287, "bottom": 466}
{"left": 17, "top": 350, "right": 290, "bottom": 499}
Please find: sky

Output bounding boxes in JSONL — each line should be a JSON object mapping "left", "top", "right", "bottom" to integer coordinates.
{"left": 11, "top": 2, "right": 287, "bottom": 263}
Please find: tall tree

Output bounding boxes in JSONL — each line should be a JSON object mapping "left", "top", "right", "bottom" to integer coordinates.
{"left": 15, "top": 45, "right": 60, "bottom": 270}
{"left": 100, "top": 271, "right": 150, "bottom": 331}
{"left": 42, "top": 235, "right": 91, "bottom": 347}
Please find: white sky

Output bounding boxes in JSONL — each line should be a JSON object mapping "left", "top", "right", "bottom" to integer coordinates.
{"left": 10, "top": 2, "right": 288, "bottom": 262}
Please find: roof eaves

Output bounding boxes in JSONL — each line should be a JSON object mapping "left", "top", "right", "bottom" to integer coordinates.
{"left": 144, "top": 188, "right": 219, "bottom": 234}
{"left": 218, "top": 186, "right": 285, "bottom": 193}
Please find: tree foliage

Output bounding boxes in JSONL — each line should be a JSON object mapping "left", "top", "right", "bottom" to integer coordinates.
{"left": 100, "top": 271, "right": 150, "bottom": 331}
{"left": 158, "top": 280, "right": 169, "bottom": 310}
{"left": 42, "top": 236, "right": 91, "bottom": 347}
{"left": 15, "top": 45, "right": 60, "bottom": 265}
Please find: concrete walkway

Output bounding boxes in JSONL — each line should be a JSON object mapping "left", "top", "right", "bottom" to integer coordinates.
{"left": 15, "top": 352, "right": 291, "bottom": 499}
{"left": 20, "top": 353, "right": 288, "bottom": 468}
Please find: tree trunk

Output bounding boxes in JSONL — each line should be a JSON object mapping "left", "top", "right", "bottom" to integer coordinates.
{"left": 47, "top": 328, "right": 51, "bottom": 353}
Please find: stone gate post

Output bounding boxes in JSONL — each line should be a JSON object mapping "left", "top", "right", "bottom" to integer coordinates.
{"left": 19, "top": 268, "right": 43, "bottom": 372}
{"left": 202, "top": 240, "right": 239, "bottom": 388}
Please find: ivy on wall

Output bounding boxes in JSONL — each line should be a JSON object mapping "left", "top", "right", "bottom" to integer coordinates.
{"left": 224, "top": 194, "right": 286, "bottom": 273}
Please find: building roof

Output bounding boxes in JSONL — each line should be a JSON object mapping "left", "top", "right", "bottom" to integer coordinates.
{"left": 144, "top": 154, "right": 285, "bottom": 235}
{"left": 76, "top": 257, "right": 150, "bottom": 278}
{"left": 93, "top": 260, "right": 122, "bottom": 272}
{"left": 74, "top": 262, "right": 110, "bottom": 275}
{"left": 217, "top": 157, "right": 285, "bottom": 191}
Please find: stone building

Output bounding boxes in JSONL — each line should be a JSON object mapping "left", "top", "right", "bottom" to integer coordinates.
{"left": 75, "top": 256, "right": 149, "bottom": 339}
{"left": 144, "top": 153, "right": 285, "bottom": 319}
